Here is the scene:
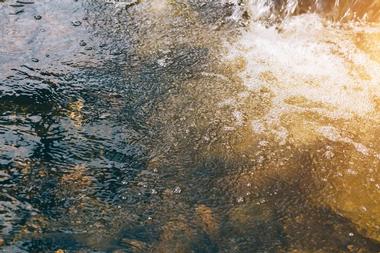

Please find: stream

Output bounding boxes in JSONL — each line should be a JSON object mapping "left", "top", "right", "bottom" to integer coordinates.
{"left": 1, "top": 0, "right": 380, "bottom": 252}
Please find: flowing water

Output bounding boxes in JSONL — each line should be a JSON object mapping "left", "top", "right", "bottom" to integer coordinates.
{"left": 1, "top": 0, "right": 380, "bottom": 252}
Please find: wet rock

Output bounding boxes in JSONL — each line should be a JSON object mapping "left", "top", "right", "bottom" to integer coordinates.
{"left": 195, "top": 204, "right": 218, "bottom": 234}
{"left": 121, "top": 239, "right": 147, "bottom": 252}
{"left": 229, "top": 202, "right": 273, "bottom": 228}
{"left": 33, "top": 15, "right": 41, "bottom": 20}
{"left": 221, "top": 201, "right": 284, "bottom": 252}
{"left": 153, "top": 218, "right": 217, "bottom": 253}
{"left": 61, "top": 164, "right": 92, "bottom": 189}
{"left": 310, "top": 144, "right": 380, "bottom": 242}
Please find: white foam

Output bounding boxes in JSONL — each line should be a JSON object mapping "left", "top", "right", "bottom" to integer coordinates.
{"left": 230, "top": 14, "right": 380, "bottom": 115}
{"left": 226, "top": 9, "right": 380, "bottom": 150}
{"left": 318, "top": 126, "right": 373, "bottom": 157}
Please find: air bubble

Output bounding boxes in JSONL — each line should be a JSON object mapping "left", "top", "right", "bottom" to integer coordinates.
{"left": 173, "top": 186, "right": 182, "bottom": 194}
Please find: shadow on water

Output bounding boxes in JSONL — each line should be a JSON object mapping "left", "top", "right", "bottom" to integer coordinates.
{"left": 1, "top": 0, "right": 380, "bottom": 252}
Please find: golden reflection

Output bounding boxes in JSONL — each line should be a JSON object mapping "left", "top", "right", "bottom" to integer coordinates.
{"left": 196, "top": 204, "right": 219, "bottom": 235}
{"left": 208, "top": 1, "right": 380, "bottom": 245}
{"left": 4, "top": 0, "right": 380, "bottom": 251}
{"left": 67, "top": 99, "right": 84, "bottom": 128}
{"left": 61, "top": 164, "right": 92, "bottom": 187}
{"left": 354, "top": 30, "right": 380, "bottom": 64}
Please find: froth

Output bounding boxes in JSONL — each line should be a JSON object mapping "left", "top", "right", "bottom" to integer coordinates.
{"left": 226, "top": 12, "right": 380, "bottom": 147}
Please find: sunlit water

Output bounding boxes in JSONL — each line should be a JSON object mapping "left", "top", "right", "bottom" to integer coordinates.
{"left": 1, "top": 0, "right": 380, "bottom": 252}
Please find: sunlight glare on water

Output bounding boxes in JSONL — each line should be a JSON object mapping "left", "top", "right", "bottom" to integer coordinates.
{"left": 224, "top": 0, "right": 380, "bottom": 244}
{"left": 1, "top": 0, "right": 380, "bottom": 252}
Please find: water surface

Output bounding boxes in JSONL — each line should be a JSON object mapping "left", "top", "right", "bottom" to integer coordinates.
{"left": 1, "top": 0, "right": 380, "bottom": 252}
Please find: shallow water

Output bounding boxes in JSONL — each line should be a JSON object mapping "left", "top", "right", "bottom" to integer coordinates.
{"left": 1, "top": 0, "right": 380, "bottom": 252}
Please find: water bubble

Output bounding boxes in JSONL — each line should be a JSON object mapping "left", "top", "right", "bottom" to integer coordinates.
{"left": 257, "top": 156, "right": 264, "bottom": 164}
{"left": 323, "top": 150, "right": 335, "bottom": 159}
{"left": 64, "top": 73, "right": 74, "bottom": 81}
{"left": 157, "top": 58, "right": 168, "bottom": 67}
{"left": 173, "top": 186, "right": 182, "bottom": 194}
{"left": 258, "top": 141, "right": 269, "bottom": 147}
{"left": 31, "top": 58, "right": 39, "bottom": 62}
{"left": 151, "top": 189, "right": 158, "bottom": 195}
{"left": 347, "top": 168, "right": 358, "bottom": 175}
{"left": 237, "top": 197, "right": 244, "bottom": 203}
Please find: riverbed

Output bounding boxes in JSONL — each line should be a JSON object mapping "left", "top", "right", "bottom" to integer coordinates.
{"left": 1, "top": 0, "right": 380, "bottom": 252}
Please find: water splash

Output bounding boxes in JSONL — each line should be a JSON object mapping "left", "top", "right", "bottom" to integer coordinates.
{"left": 227, "top": 0, "right": 380, "bottom": 22}
{"left": 2, "top": 0, "right": 380, "bottom": 251}
{"left": 225, "top": 0, "right": 380, "bottom": 242}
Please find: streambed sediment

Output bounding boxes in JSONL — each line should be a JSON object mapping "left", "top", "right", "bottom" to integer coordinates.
{"left": 1, "top": 0, "right": 380, "bottom": 252}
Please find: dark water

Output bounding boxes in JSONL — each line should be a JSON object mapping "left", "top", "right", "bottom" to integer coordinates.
{"left": 1, "top": 0, "right": 380, "bottom": 252}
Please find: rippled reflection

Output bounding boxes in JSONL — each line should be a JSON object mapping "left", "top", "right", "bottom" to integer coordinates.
{"left": 1, "top": 0, "right": 380, "bottom": 252}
